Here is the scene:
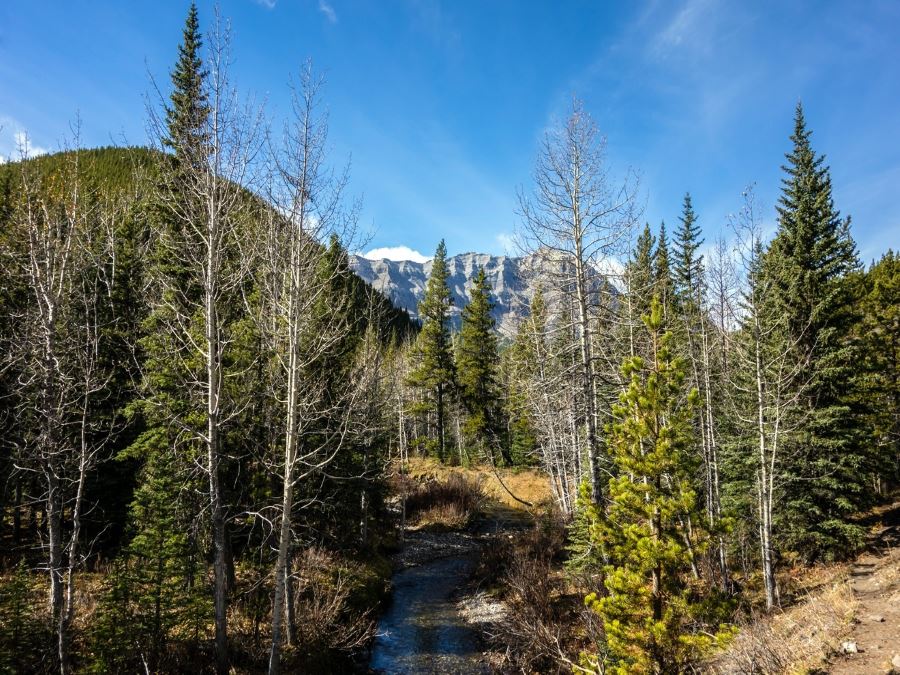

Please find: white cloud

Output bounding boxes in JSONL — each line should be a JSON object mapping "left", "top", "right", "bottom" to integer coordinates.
{"left": 14, "top": 131, "right": 48, "bottom": 158}
{"left": 0, "top": 119, "right": 49, "bottom": 162}
{"left": 363, "top": 246, "right": 431, "bottom": 263}
{"left": 495, "top": 232, "right": 515, "bottom": 254}
{"left": 318, "top": 0, "right": 337, "bottom": 23}
{"left": 253, "top": 0, "right": 277, "bottom": 9}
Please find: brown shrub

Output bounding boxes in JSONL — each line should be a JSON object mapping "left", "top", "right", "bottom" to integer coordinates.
{"left": 475, "top": 513, "right": 594, "bottom": 673}
{"left": 291, "top": 546, "right": 377, "bottom": 657}
{"left": 404, "top": 473, "right": 486, "bottom": 529}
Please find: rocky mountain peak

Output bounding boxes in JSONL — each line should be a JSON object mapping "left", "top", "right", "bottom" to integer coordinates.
{"left": 351, "top": 252, "right": 539, "bottom": 336}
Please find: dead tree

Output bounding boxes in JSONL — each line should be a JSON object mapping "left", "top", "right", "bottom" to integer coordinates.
{"left": 252, "top": 63, "right": 364, "bottom": 675}
{"left": 9, "top": 134, "right": 116, "bottom": 674}
{"left": 517, "top": 98, "right": 637, "bottom": 503}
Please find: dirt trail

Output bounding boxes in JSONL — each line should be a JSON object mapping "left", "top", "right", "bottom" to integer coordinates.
{"left": 828, "top": 501, "right": 900, "bottom": 674}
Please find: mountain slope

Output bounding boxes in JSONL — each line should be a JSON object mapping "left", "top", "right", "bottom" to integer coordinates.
{"left": 0, "top": 146, "right": 418, "bottom": 340}
{"left": 351, "top": 252, "right": 540, "bottom": 335}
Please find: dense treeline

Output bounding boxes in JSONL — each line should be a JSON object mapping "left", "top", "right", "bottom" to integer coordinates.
{"left": 0, "top": 6, "right": 414, "bottom": 674}
{"left": 1, "top": 4, "right": 897, "bottom": 675}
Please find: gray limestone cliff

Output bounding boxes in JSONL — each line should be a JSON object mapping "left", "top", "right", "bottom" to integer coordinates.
{"left": 351, "top": 252, "right": 541, "bottom": 335}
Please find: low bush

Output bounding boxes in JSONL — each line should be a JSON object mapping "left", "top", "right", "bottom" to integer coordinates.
{"left": 404, "top": 473, "right": 486, "bottom": 529}
{"left": 473, "top": 512, "right": 600, "bottom": 673}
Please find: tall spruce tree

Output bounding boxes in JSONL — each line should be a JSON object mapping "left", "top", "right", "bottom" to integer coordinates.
{"left": 672, "top": 192, "right": 728, "bottom": 586}
{"left": 674, "top": 193, "right": 704, "bottom": 307}
{"left": 409, "top": 240, "right": 455, "bottom": 460}
{"left": 129, "top": 6, "right": 237, "bottom": 671}
{"left": 654, "top": 221, "right": 674, "bottom": 321}
{"left": 165, "top": 3, "right": 209, "bottom": 164}
{"left": 456, "top": 268, "right": 506, "bottom": 462}
{"left": 585, "top": 297, "right": 732, "bottom": 674}
{"left": 764, "top": 103, "right": 865, "bottom": 560}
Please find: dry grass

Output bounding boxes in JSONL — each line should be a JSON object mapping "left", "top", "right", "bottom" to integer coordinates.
{"left": 402, "top": 471, "right": 487, "bottom": 529}
{"left": 401, "top": 456, "right": 552, "bottom": 514}
{"left": 707, "top": 576, "right": 858, "bottom": 674}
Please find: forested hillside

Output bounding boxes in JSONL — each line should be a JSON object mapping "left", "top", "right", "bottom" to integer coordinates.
{"left": 0, "top": 4, "right": 897, "bottom": 675}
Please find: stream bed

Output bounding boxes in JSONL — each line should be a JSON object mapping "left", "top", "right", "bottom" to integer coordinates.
{"left": 369, "top": 552, "right": 490, "bottom": 674}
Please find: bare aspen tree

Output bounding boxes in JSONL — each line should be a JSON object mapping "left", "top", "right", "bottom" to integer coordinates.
{"left": 728, "top": 187, "right": 810, "bottom": 610}
{"left": 9, "top": 134, "right": 117, "bottom": 674}
{"left": 705, "top": 235, "right": 742, "bottom": 588}
{"left": 517, "top": 98, "right": 637, "bottom": 503}
{"left": 144, "top": 12, "right": 262, "bottom": 672}
{"left": 509, "top": 284, "right": 601, "bottom": 513}
{"left": 253, "top": 63, "right": 362, "bottom": 675}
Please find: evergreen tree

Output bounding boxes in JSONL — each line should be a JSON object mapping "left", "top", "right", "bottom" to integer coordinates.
{"left": 0, "top": 560, "right": 45, "bottom": 673}
{"left": 674, "top": 193, "right": 704, "bottom": 308}
{"left": 654, "top": 221, "right": 674, "bottom": 321}
{"left": 165, "top": 2, "right": 209, "bottom": 165}
{"left": 764, "top": 103, "right": 865, "bottom": 560}
{"left": 856, "top": 251, "right": 900, "bottom": 491}
{"left": 456, "top": 268, "right": 506, "bottom": 462}
{"left": 504, "top": 288, "right": 548, "bottom": 467}
{"left": 123, "top": 5, "right": 227, "bottom": 667}
{"left": 624, "top": 224, "right": 656, "bottom": 359}
{"left": 409, "top": 240, "right": 455, "bottom": 460}
{"left": 116, "top": 431, "right": 211, "bottom": 671}
{"left": 564, "top": 480, "right": 604, "bottom": 572}
{"left": 584, "top": 298, "right": 732, "bottom": 673}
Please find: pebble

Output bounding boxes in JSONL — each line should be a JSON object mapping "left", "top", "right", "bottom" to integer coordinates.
{"left": 842, "top": 640, "right": 859, "bottom": 654}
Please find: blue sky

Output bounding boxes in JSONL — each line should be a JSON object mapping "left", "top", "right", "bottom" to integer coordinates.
{"left": 1, "top": 1, "right": 898, "bottom": 263}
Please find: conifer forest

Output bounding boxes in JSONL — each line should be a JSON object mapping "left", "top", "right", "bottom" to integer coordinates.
{"left": 1, "top": 4, "right": 898, "bottom": 674}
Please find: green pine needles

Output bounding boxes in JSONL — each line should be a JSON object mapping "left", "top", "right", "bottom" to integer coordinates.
{"left": 457, "top": 267, "right": 505, "bottom": 461}
{"left": 584, "top": 298, "right": 733, "bottom": 674}
{"left": 408, "top": 240, "right": 456, "bottom": 460}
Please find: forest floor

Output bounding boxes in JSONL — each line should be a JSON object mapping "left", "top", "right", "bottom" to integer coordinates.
{"left": 710, "top": 498, "right": 900, "bottom": 674}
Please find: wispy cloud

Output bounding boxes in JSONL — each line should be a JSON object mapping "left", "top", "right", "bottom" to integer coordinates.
{"left": 318, "top": 0, "right": 337, "bottom": 23}
{"left": 253, "top": 0, "right": 277, "bottom": 9}
{"left": 495, "top": 232, "right": 515, "bottom": 254}
{"left": 656, "top": 0, "right": 716, "bottom": 54}
{"left": 0, "top": 118, "right": 49, "bottom": 162}
{"left": 363, "top": 246, "right": 431, "bottom": 263}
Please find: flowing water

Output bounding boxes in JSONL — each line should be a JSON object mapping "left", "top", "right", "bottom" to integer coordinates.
{"left": 369, "top": 553, "right": 489, "bottom": 674}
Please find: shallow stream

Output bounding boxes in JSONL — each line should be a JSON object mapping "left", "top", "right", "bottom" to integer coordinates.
{"left": 369, "top": 553, "right": 489, "bottom": 674}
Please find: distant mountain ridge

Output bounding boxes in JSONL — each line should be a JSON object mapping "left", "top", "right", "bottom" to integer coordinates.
{"left": 350, "top": 252, "right": 540, "bottom": 335}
